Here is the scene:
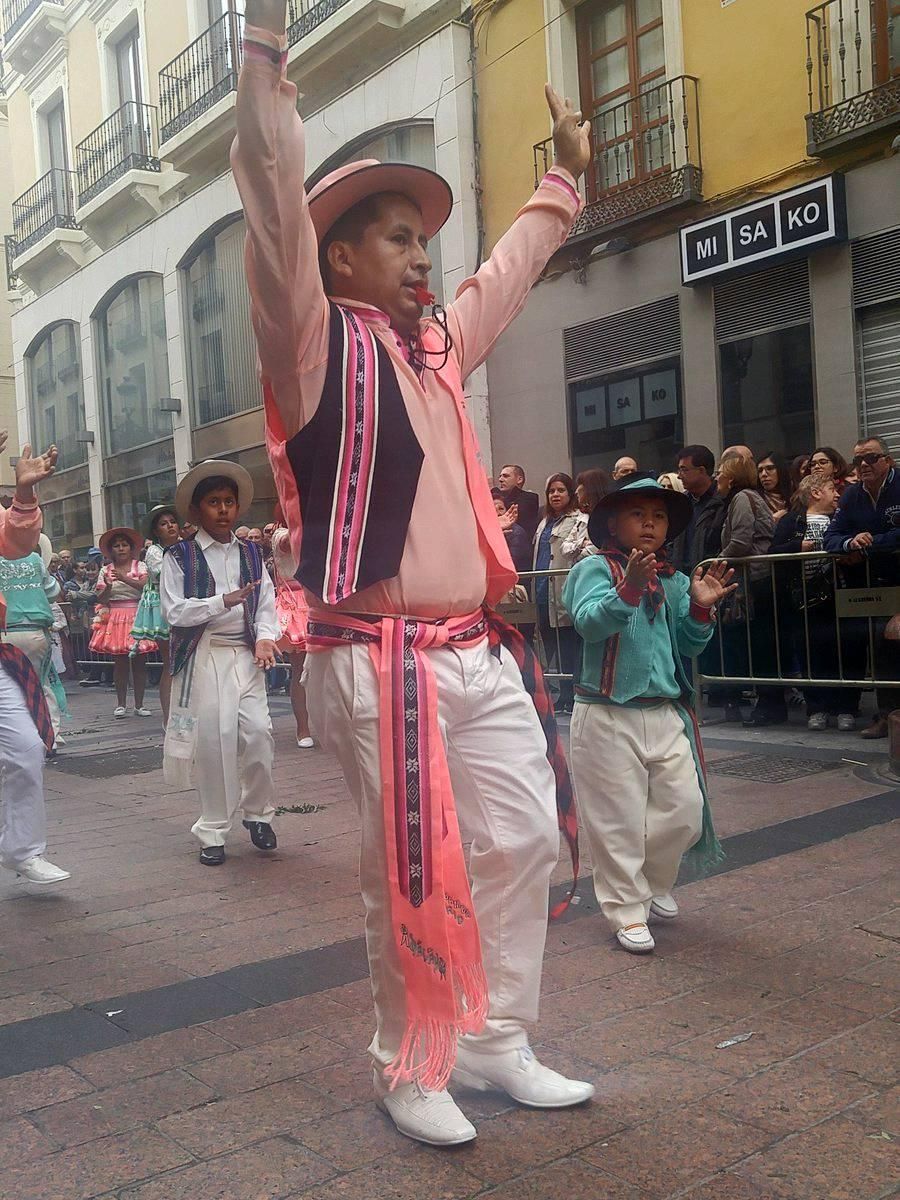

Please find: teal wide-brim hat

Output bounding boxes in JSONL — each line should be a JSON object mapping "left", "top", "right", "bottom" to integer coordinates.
{"left": 587, "top": 472, "right": 693, "bottom": 548}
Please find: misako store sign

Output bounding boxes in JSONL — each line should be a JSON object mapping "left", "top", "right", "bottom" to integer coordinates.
{"left": 680, "top": 175, "right": 847, "bottom": 286}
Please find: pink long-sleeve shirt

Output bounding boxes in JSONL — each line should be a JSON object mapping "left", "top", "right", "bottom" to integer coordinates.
{"left": 231, "top": 26, "right": 582, "bottom": 619}
{"left": 0, "top": 498, "right": 42, "bottom": 627}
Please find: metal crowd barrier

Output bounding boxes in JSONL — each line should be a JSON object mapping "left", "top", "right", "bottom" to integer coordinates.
{"left": 502, "top": 555, "right": 900, "bottom": 693}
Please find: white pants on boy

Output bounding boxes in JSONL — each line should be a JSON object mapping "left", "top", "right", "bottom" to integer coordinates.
{"left": 5, "top": 628, "right": 61, "bottom": 738}
{"left": 190, "top": 641, "right": 277, "bottom": 847}
{"left": 570, "top": 701, "right": 702, "bottom": 930}
{"left": 305, "top": 638, "right": 560, "bottom": 1075}
{"left": 0, "top": 662, "right": 48, "bottom": 867}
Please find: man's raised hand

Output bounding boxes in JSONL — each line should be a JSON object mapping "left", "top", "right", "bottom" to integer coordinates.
{"left": 545, "top": 85, "right": 592, "bottom": 181}
{"left": 15, "top": 443, "right": 58, "bottom": 503}
{"left": 245, "top": 0, "right": 288, "bottom": 34}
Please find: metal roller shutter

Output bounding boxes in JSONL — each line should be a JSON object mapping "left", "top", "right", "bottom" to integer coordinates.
{"left": 563, "top": 295, "right": 681, "bottom": 381}
{"left": 852, "top": 228, "right": 900, "bottom": 308}
{"left": 857, "top": 302, "right": 900, "bottom": 452}
{"left": 714, "top": 258, "right": 811, "bottom": 343}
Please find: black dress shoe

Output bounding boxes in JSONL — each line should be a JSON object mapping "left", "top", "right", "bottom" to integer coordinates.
{"left": 199, "top": 845, "right": 225, "bottom": 866}
{"left": 243, "top": 820, "right": 277, "bottom": 850}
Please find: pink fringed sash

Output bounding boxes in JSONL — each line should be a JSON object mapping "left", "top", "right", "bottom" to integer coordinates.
{"left": 307, "top": 609, "right": 490, "bottom": 1090}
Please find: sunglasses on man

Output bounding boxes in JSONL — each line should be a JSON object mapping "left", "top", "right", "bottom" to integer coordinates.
{"left": 851, "top": 451, "right": 886, "bottom": 468}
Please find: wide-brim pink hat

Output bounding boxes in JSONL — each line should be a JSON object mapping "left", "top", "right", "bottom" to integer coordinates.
{"left": 307, "top": 159, "right": 453, "bottom": 243}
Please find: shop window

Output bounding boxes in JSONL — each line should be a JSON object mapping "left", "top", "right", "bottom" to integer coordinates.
{"left": 185, "top": 218, "right": 260, "bottom": 427}
{"left": 96, "top": 275, "right": 173, "bottom": 456}
{"left": 41, "top": 492, "right": 93, "bottom": 551}
{"left": 576, "top": 0, "right": 667, "bottom": 202}
{"left": 569, "top": 357, "right": 682, "bottom": 477}
{"left": 719, "top": 326, "right": 816, "bottom": 459}
{"left": 27, "top": 323, "right": 87, "bottom": 473}
{"left": 106, "top": 467, "right": 177, "bottom": 531}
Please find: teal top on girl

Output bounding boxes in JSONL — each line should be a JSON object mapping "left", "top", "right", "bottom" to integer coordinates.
{"left": 0, "top": 552, "right": 59, "bottom": 628}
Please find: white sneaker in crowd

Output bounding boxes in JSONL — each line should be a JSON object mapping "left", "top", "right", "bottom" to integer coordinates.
{"left": 134, "top": 707, "right": 152, "bottom": 717}
{"left": 4, "top": 856, "right": 71, "bottom": 884}
{"left": 650, "top": 893, "right": 679, "bottom": 921}
{"left": 807, "top": 712, "right": 828, "bottom": 731}
{"left": 374, "top": 1072, "right": 476, "bottom": 1146}
{"left": 452, "top": 1043, "right": 594, "bottom": 1109}
{"left": 296, "top": 737, "right": 315, "bottom": 749}
{"left": 113, "top": 706, "right": 127, "bottom": 719}
{"left": 616, "top": 922, "right": 655, "bottom": 954}
{"left": 837, "top": 713, "right": 857, "bottom": 732}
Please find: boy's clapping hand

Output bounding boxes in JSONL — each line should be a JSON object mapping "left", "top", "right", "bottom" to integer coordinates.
{"left": 622, "top": 549, "right": 658, "bottom": 592}
{"left": 690, "top": 560, "right": 738, "bottom": 608}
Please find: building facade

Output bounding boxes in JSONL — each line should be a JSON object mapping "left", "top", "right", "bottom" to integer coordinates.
{"left": 3, "top": 0, "right": 485, "bottom": 550}
{"left": 477, "top": 0, "right": 900, "bottom": 484}
{"left": 1, "top": 64, "right": 19, "bottom": 496}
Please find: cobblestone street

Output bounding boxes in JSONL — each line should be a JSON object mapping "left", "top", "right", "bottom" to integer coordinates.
{"left": 0, "top": 684, "right": 897, "bottom": 1200}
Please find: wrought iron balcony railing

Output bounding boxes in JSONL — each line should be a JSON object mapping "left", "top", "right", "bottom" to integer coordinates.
{"left": 4, "top": 234, "right": 18, "bottom": 290}
{"left": 75, "top": 101, "right": 160, "bottom": 208}
{"left": 1, "top": 0, "right": 63, "bottom": 43}
{"left": 534, "top": 75, "right": 701, "bottom": 240}
{"left": 12, "top": 168, "right": 79, "bottom": 257}
{"left": 286, "top": 0, "right": 353, "bottom": 46}
{"left": 159, "top": 9, "right": 244, "bottom": 145}
{"left": 806, "top": 0, "right": 900, "bottom": 153}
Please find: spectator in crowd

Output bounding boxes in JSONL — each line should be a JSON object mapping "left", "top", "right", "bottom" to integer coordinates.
{"left": 717, "top": 454, "right": 782, "bottom": 725}
{"left": 756, "top": 452, "right": 791, "bottom": 520}
{"left": 772, "top": 475, "right": 858, "bottom": 731}
{"left": 58, "top": 548, "right": 74, "bottom": 579}
{"left": 236, "top": 525, "right": 251, "bottom": 540}
{"left": 809, "top": 446, "right": 850, "bottom": 495}
{"left": 824, "top": 435, "right": 900, "bottom": 739}
{"left": 533, "top": 473, "right": 583, "bottom": 712}
{"left": 180, "top": 521, "right": 198, "bottom": 540}
{"left": 246, "top": 527, "right": 264, "bottom": 543}
{"left": 560, "top": 468, "right": 610, "bottom": 561}
{"left": 47, "top": 553, "right": 67, "bottom": 592}
{"left": 658, "top": 472, "right": 686, "bottom": 492}
{"left": 492, "top": 493, "right": 533, "bottom": 574}
{"left": 612, "top": 456, "right": 638, "bottom": 481}
{"left": 723, "top": 444, "right": 754, "bottom": 461}
{"left": 496, "top": 463, "right": 541, "bottom": 541}
{"left": 674, "top": 444, "right": 725, "bottom": 572}
{"left": 789, "top": 454, "right": 811, "bottom": 496}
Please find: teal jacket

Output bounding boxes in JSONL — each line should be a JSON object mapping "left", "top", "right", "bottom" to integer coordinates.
{"left": 562, "top": 555, "right": 714, "bottom": 703}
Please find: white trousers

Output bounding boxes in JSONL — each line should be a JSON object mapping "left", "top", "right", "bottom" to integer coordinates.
{"left": 569, "top": 702, "right": 703, "bottom": 931}
{"left": 190, "top": 643, "right": 277, "bottom": 847}
{"left": 306, "top": 639, "right": 559, "bottom": 1072}
{"left": 5, "top": 629, "right": 60, "bottom": 738}
{"left": 0, "top": 661, "right": 47, "bottom": 866}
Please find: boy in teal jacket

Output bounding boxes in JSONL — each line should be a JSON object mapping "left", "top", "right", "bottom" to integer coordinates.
{"left": 562, "top": 475, "right": 735, "bottom": 954}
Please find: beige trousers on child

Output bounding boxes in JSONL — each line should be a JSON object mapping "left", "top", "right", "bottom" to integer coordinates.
{"left": 569, "top": 701, "right": 703, "bottom": 930}
{"left": 305, "top": 638, "right": 560, "bottom": 1075}
{"left": 190, "top": 642, "right": 277, "bottom": 847}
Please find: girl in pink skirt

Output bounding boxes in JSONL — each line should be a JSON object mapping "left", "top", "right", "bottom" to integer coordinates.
{"left": 90, "top": 528, "right": 156, "bottom": 718}
{"left": 271, "top": 522, "right": 313, "bottom": 748}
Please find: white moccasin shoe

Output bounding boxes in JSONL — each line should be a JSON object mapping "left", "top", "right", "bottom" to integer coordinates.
{"left": 649, "top": 893, "right": 679, "bottom": 921}
{"left": 616, "top": 922, "right": 656, "bottom": 953}
{"left": 374, "top": 1073, "right": 476, "bottom": 1146}
{"left": 452, "top": 1044, "right": 594, "bottom": 1109}
{"left": 5, "top": 856, "right": 71, "bottom": 884}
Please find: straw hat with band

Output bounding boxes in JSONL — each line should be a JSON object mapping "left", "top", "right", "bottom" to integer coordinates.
{"left": 175, "top": 460, "right": 254, "bottom": 522}
{"left": 587, "top": 473, "right": 693, "bottom": 550}
{"left": 307, "top": 159, "right": 454, "bottom": 245}
{"left": 98, "top": 527, "right": 143, "bottom": 559}
{"left": 146, "top": 504, "right": 180, "bottom": 539}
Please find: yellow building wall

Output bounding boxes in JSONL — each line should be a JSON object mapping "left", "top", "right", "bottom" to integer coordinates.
{"left": 144, "top": 3, "right": 192, "bottom": 108}
{"left": 476, "top": 0, "right": 552, "bottom": 252}
{"left": 66, "top": 18, "right": 104, "bottom": 149}
{"left": 8, "top": 88, "right": 36, "bottom": 202}
{"left": 682, "top": 0, "right": 814, "bottom": 203}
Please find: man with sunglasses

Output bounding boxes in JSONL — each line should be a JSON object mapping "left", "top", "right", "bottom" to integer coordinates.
{"left": 825, "top": 437, "right": 900, "bottom": 738}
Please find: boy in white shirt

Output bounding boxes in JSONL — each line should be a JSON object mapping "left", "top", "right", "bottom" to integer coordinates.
{"left": 160, "top": 461, "right": 280, "bottom": 866}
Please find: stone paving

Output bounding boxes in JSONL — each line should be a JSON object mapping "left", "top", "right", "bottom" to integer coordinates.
{"left": 0, "top": 684, "right": 897, "bottom": 1199}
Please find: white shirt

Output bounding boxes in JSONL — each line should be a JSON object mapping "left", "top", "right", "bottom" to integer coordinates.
{"left": 160, "top": 528, "right": 280, "bottom": 642}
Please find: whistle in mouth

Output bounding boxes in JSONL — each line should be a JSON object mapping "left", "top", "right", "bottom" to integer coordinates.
{"left": 413, "top": 284, "right": 436, "bottom": 307}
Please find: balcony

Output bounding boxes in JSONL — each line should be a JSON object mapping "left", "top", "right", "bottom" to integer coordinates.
{"left": 75, "top": 102, "right": 162, "bottom": 246}
{"left": 158, "top": 9, "right": 243, "bottom": 175}
{"left": 1, "top": 0, "right": 66, "bottom": 76}
{"left": 534, "top": 75, "right": 702, "bottom": 243}
{"left": 806, "top": 0, "right": 900, "bottom": 155}
{"left": 285, "top": 0, "right": 405, "bottom": 94}
{"left": 11, "top": 168, "right": 89, "bottom": 290}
